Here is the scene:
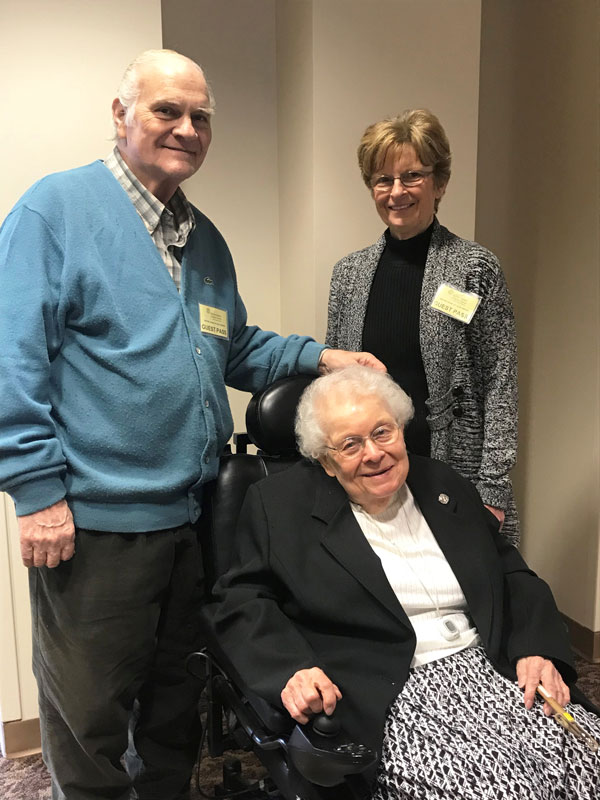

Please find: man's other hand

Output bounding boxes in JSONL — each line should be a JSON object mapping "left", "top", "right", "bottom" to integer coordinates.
{"left": 18, "top": 499, "right": 75, "bottom": 568}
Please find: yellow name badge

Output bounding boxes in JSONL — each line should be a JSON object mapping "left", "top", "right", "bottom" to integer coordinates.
{"left": 430, "top": 283, "right": 481, "bottom": 324}
{"left": 199, "top": 304, "right": 229, "bottom": 339}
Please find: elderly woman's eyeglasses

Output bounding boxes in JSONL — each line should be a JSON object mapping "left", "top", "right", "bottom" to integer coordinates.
{"left": 370, "top": 170, "right": 434, "bottom": 192}
{"left": 326, "top": 423, "right": 400, "bottom": 459}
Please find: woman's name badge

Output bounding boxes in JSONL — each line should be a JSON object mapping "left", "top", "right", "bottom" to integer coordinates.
{"left": 430, "top": 283, "right": 481, "bottom": 324}
{"left": 199, "top": 304, "right": 229, "bottom": 339}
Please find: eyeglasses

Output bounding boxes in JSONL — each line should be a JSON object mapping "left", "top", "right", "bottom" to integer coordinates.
{"left": 326, "top": 423, "right": 400, "bottom": 459}
{"left": 369, "top": 170, "right": 434, "bottom": 192}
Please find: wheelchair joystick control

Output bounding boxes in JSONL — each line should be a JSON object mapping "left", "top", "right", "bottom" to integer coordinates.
{"left": 289, "top": 710, "right": 377, "bottom": 786}
{"left": 311, "top": 712, "right": 342, "bottom": 737}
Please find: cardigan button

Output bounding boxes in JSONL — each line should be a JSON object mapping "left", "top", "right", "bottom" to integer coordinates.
{"left": 452, "top": 405, "right": 463, "bottom": 418}
{"left": 452, "top": 386, "right": 464, "bottom": 397}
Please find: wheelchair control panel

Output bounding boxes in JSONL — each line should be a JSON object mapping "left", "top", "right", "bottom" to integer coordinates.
{"left": 288, "top": 713, "right": 376, "bottom": 787}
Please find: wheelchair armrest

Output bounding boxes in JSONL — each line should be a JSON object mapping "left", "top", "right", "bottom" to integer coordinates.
{"left": 243, "top": 685, "right": 296, "bottom": 736}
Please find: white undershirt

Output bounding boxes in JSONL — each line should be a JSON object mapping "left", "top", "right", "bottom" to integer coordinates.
{"left": 351, "top": 484, "right": 481, "bottom": 668}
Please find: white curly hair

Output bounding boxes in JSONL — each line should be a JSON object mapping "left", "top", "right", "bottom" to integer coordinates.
{"left": 295, "top": 365, "right": 414, "bottom": 460}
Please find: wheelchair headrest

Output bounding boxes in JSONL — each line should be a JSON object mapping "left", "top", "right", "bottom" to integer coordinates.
{"left": 245, "top": 374, "right": 315, "bottom": 455}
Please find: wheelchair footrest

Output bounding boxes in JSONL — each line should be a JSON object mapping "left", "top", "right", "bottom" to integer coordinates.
{"left": 215, "top": 757, "right": 281, "bottom": 799}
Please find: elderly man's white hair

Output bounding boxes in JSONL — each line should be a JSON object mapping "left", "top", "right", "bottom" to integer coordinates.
{"left": 295, "top": 365, "right": 414, "bottom": 461}
{"left": 114, "top": 48, "right": 215, "bottom": 132}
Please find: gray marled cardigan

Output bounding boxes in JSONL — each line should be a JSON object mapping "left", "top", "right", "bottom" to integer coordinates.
{"left": 326, "top": 219, "right": 519, "bottom": 543}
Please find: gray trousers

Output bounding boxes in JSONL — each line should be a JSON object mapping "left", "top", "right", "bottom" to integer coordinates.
{"left": 29, "top": 524, "right": 206, "bottom": 800}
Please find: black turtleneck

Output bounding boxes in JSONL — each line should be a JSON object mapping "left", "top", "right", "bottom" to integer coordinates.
{"left": 362, "top": 223, "right": 433, "bottom": 456}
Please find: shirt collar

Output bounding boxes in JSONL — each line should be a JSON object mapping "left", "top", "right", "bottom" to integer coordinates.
{"left": 104, "top": 146, "right": 195, "bottom": 238}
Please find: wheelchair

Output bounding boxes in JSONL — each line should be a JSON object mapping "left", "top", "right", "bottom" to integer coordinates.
{"left": 187, "top": 375, "right": 377, "bottom": 800}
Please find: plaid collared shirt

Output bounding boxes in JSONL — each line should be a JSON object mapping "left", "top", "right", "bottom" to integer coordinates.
{"left": 104, "top": 147, "right": 196, "bottom": 291}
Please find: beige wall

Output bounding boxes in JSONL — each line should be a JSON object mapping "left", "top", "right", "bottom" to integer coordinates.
{"left": 1, "top": 0, "right": 162, "bottom": 217}
{"left": 276, "top": 0, "right": 318, "bottom": 337}
{"left": 309, "top": 0, "right": 482, "bottom": 338}
{"left": 0, "top": 0, "right": 162, "bottom": 730}
{"left": 277, "top": 0, "right": 483, "bottom": 340}
{"left": 476, "top": 0, "right": 600, "bottom": 630}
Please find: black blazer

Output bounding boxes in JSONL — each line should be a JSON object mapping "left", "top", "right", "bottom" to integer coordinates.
{"left": 209, "top": 456, "right": 584, "bottom": 758}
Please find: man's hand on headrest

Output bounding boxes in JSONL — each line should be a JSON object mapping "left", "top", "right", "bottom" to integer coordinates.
{"left": 318, "top": 348, "right": 386, "bottom": 374}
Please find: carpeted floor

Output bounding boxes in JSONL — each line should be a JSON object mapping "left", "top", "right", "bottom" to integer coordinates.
{"left": 2, "top": 656, "right": 599, "bottom": 799}
{"left": 0, "top": 739, "right": 266, "bottom": 800}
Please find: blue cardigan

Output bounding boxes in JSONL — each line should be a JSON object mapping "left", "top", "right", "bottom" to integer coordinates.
{"left": 0, "top": 161, "right": 323, "bottom": 531}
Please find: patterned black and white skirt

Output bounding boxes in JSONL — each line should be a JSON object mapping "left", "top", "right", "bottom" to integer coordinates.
{"left": 372, "top": 647, "right": 600, "bottom": 799}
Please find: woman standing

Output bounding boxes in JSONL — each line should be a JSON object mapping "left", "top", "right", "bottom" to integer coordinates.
{"left": 326, "top": 110, "right": 519, "bottom": 543}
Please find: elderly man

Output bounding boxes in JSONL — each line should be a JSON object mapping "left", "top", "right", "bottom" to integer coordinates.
{"left": 0, "top": 49, "right": 382, "bottom": 800}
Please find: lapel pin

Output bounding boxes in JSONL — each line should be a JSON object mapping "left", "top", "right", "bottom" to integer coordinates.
{"left": 438, "top": 493, "right": 450, "bottom": 505}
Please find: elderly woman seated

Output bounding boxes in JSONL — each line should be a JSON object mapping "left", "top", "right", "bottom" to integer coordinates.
{"left": 209, "top": 366, "right": 600, "bottom": 799}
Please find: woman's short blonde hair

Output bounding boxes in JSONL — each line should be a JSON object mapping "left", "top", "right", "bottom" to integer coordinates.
{"left": 358, "top": 109, "right": 451, "bottom": 209}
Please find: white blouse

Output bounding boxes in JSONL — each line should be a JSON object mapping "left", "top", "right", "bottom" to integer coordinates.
{"left": 351, "top": 484, "right": 481, "bottom": 668}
